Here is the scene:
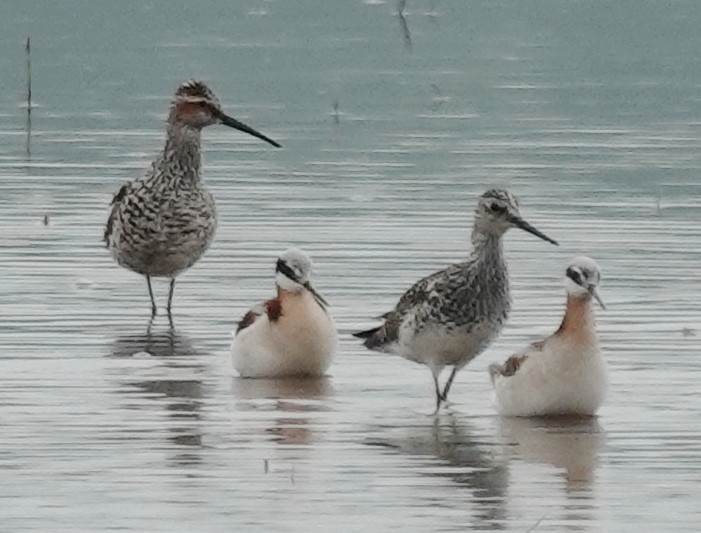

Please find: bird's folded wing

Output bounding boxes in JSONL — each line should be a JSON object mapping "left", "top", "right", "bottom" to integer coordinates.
{"left": 394, "top": 263, "right": 466, "bottom": 314}
{"left": 489, "top": 338, "right": 546, "bottom": 381}
{"left": 104, "top": 181, "right": 132, "bottom": 244}
{"left": 236, "top": 303, "right": 266, "bottom": 333}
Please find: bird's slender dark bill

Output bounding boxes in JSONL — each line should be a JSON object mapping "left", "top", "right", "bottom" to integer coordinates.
{"left": 304, "top": 282, "right": 329, "bottom": 307}
{"left": 216, "top": 110, "right": 281, "bottom": 148}
{"left": 276, "top": 259, "right": 328, "bottom": 307}
{"left": 589, "top": 286, "right": 606, "bottom": 310}
{"left": 511, "top": 217, "right": 558, "bottom": 245}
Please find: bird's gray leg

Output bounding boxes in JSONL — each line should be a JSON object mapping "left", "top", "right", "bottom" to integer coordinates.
{"left": 146, "top": 275, "right": 157, "bottom": 317}
{"left": 431, "top": 365, "right": 446, "bottom": 415}
{"left": 167, "top": 278, "right": 175, "bottom": 318}
{"left": 441, "top": 366, "right": 459, "bottom": 404}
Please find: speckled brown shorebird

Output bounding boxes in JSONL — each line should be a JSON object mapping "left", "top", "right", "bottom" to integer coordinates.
{"left": 353, "top": 189, "right": 558, "bottom": 413}
{"left": 104, "top": 80, "right": 280, "bottom": 318}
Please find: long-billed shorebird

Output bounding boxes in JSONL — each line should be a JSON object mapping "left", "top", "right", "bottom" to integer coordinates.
{"left": 104, "top": 80, "right": 280, "bottom": 317}
{"left": 489, "top": 256, "right": 607, "bottom": 417}
{"left": 232, "top": 248, "right": 337, "bottom": 378}
{"left": 353, "top": 189, "right": 558, "bottom": 412}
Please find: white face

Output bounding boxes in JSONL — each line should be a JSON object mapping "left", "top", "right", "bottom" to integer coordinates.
{"left": 275, "top": 248, "right": 312, "bottom": 292}
{"left": 564, "top": 256, "right": 605, "bottom": 308}
{"left": 564, "top": 275, "right": 590, "bottom": 297}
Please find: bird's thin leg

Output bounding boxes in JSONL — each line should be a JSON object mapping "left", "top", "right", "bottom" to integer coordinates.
{"left": 146, "top": 275, "right": 157, "bottom": 318}
{"left": 440, "top": 366, "right": 459, "bottom": 404}
{"left": 167, "top": 278, "right": 175, "bottom": 318}
{"left": 431, "top": 366, "right": 446, "bottom": 415}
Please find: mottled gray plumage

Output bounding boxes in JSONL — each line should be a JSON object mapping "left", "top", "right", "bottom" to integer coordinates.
{"left": 105, "top": 80, "right": 280, "bottom": 317}
{"left": 354, "top": 189, "right": 558, "bottom": 412}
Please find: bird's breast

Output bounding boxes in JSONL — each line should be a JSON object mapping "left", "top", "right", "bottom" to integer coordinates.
{"left": 272, "top": 293, "right": 336, "bottom": 351}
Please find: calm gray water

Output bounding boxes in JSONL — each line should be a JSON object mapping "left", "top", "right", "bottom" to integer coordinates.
{"left": 1, "top": 1, "right": 701, "bottom": 531}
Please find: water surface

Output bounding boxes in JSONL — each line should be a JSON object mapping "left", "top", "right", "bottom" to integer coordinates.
{"left": 1, "top": 1, "right": 700, "bottom": 531}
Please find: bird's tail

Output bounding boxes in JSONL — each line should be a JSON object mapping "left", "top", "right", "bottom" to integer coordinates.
{"left": 352, "top": 326, "right": 384, "bottom": 349}
{"left": 352, "top": 326, "right": 380, "bottom": 339}
{"left": 487, "top": 363, "right": 504, "bottom": 385}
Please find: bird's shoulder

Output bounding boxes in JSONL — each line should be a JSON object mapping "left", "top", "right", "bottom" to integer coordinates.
{"left": 503, "top": 354, "right": 529, "bottom": 376}
{"left": 394, "top": 260, "right": 472, "bottom": 313}
{"left": 489, "top": 338, "right": 547, "bottom": 380}
{"left": 109, "top": 180, "right": 133, "bottom": 206}
{"left": 111, "top": 169, "right": 160, "bottom": 204}
{"left": 104, "top": 180, "right": 136, "bottom": 244}
{"left": 489, "top": 354, "right": 528, "bottom": 381}
{"left": 236, "top": 302, "right": 267, "bottom": 333}
{"left": 235, "top": 297, "right": 285, "bottom": 334}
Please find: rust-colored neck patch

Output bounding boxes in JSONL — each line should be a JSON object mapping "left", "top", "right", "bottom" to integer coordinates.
{"left": 555, "top": 294, "right": 595, "bottom": 339}
{"left": 265, "top": 297, "right": 283, "bottom": 322}
{"left": 175, "top": 101, "right": 202, "bottom": 120}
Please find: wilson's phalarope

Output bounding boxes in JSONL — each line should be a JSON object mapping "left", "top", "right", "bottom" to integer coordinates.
{"left": 232, "top": 248, "right": 337, "bottom": 378}
{"left": 489, "top": 256, "right": 607, "bottom": 417}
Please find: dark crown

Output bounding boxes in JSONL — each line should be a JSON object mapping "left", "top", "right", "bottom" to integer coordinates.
{"left": 481, "top": 189, "right": 510, "bottom": 202}
{"left": 175, "top": 80, "right": 217, "bottom": 102}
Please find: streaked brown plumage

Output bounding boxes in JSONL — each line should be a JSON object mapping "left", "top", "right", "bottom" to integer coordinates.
{"left": 104, "top": 80, "right": 280, "bottom": 317}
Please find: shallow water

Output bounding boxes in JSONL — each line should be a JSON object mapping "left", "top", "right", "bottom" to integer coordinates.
{"left": 1, "top": 1, "right": 701, "bottom": 531}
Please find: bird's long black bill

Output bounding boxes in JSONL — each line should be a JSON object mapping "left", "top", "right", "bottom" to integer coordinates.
{"left": 304, "top": 282, "right": 329, "bottom": 307}
{"left": 218, "top": 111, "right": 281, "bottom": 148}
{"left": 513, "top": 218, "right": 558, "bottom": 245}
{"left": 589, "top": 286, "right": 606, "bottom": 310}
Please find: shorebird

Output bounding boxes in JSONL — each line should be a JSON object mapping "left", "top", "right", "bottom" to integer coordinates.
{"left": 231, "top": 248, "right": 337, "bottom": 378}
{"left": 489, "top": 256, "right": 607, "bottom": 417}
{"left": 353, "top": 189, "right": 558, "bottom": 412}
{"left": 104, "top": 80, "right": 280, "bottom": 317}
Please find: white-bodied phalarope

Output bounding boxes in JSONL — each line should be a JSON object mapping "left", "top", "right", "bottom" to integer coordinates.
{"left": 489, "top": 256, "right": 607, "bottom": 417}
{"left": 232, "top": 248, "right": 337, "bottom": 378}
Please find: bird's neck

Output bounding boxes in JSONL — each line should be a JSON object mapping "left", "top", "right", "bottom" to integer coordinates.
{"left": 471, "top": 231, "right": 505, "bottom": 265}
{"left": 160, "top": 121, "right": 202, "bottom": 181}
{"left": 556, "top": 294, "right": 597, "bottom": 340}
{"left": 469, "top": 232, "right": 509, "bottom": 306}
{"left": 276, "top": 285, "right": 302, "bottom": 300}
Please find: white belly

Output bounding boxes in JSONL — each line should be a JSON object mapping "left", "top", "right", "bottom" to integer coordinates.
{"left": 231, "top": 293, "right": 338, "bottom": 378}
{"left": 493, "top": 339, "right": 608, "bottom": 417}
{"left": 393, "top": 320, "right": 500, "bottom": 368}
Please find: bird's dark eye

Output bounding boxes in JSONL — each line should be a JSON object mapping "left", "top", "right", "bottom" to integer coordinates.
{"left": 490, "top": 203, "right": 506, "bottom": 214}
{"left": 566, "top": 267, "right": 583, "bottom": 285}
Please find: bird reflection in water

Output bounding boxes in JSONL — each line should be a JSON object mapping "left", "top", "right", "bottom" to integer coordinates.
{"left": 110, "top": 321, "right": 207, "bottom": 466}
{"left": 231, "top": 376, "right": 333, "bottom": 446}
{"left": 367, "top": 413, "right": 509, "bottom": 529}
{"left": 498, "top": 415, "right": 605, "bottom": 531}
{"left": 498, "top": 415, "right": 605, "bottom": 486}
{"left": 110, "top": 319, "right": 193, "bottom": 358}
